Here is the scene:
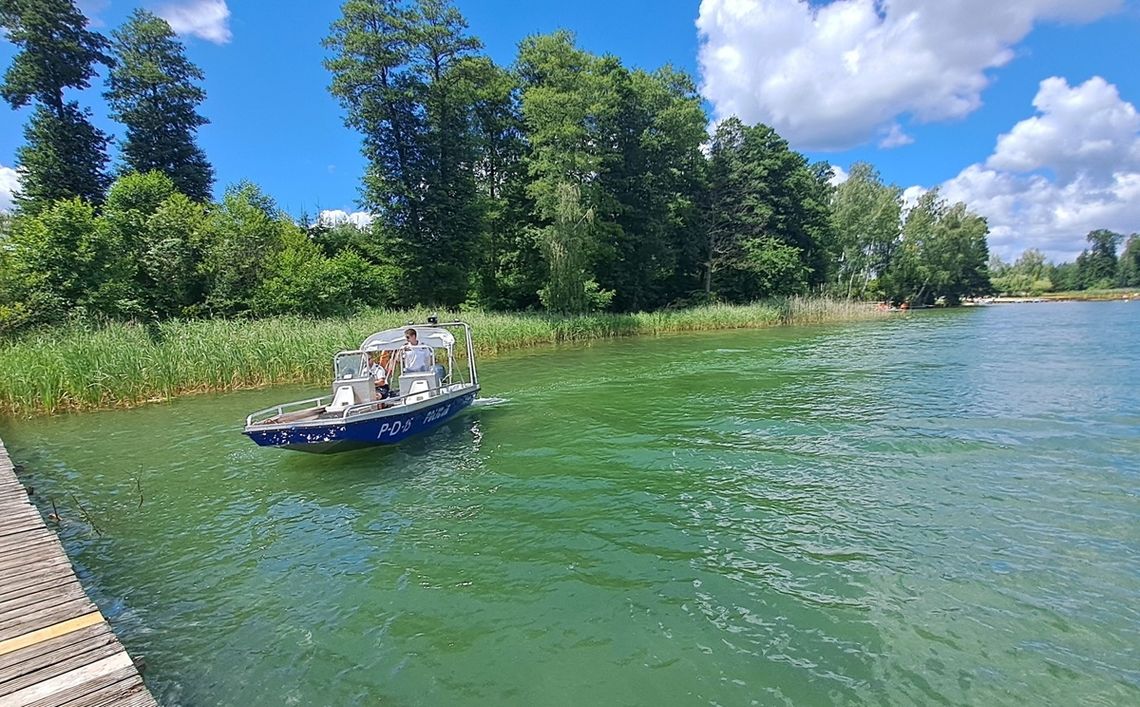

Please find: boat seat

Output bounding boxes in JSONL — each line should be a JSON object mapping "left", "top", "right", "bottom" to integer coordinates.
{"left": 326, "top": 377, "right": 373, "bottom": 413}
{"left": 404, "top": 379, "right": 431, "bottom": 404}
{"left": 327, "top": 385, "right": 356, "bottom": 412}
{"left": 405, "top": 380, "right": 430, "bottom": 403}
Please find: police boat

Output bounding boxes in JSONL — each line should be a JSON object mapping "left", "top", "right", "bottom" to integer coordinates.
{"left": 242, "top": 319, "right": 480, "bottom": 453}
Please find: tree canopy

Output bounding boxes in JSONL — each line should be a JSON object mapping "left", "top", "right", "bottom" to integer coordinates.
{"left": 13, "top": 0, "right": 1113, "bottom": 339}
{"left": 1, "top": 0, "right": 112, "bottom": 212}
{"left": 105, "top": 9, "right": 214, "bottom": 201}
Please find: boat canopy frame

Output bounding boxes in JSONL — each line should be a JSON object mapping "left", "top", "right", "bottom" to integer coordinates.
{"left": 348, "top": 320, "right": 478, "bottom": 388}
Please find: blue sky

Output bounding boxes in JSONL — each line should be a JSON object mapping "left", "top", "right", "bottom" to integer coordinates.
{"left": 2, "top": 0, "right": 1139, "bottom": 261}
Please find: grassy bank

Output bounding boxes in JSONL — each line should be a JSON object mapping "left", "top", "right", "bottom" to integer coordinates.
{"left": 0, "top": 298, "right": 887, "bottom": 416}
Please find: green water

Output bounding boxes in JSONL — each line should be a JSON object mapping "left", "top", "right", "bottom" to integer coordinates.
{"left": 2, "top": 303, "right": 1138, "bottom": 706}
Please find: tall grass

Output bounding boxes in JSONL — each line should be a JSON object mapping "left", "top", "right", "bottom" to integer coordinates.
{"left": 0, "top": 298, "right": 887, "bottom": 416}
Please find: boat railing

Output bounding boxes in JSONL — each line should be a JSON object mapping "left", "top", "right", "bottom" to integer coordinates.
{"left": 246, "top": 380, "right": 477, "bottom": 427}
{"left": 337, "top": 381, "right": 471, "bottom": 419}
{"left": 340, "top": 400, "right": 395, "bottom": 418}
{"left": 245, "top": 396, "right": 329, "bottom": 427}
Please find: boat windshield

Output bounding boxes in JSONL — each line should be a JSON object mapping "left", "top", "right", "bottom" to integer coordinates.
{"left": 333, "top": 351, "right": 366, "bottom": 380}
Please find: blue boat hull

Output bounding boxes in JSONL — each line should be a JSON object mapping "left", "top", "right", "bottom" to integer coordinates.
{"left": 243, "top": 389, "right": 478, "bottom": 454}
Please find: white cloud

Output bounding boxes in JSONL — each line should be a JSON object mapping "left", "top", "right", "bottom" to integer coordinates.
{"left": 932, "top": 77, "right": 1140, "bottom": 262}
{"left": 878, "top": 123, "right": 914, "bottom": 149}
{"left": 696, "top": 0, "right": 1122, "bottom": 150}
{"left": 986, "top": 76, "right": 1140, "bottom": 182}
{"left": 901, "top": 184, "right": 925, "bottom": 213}
{"left": 318, "top": 210, "right": 374, "bottom": 229}
{"left": 828, "top": 164, "right": 849, "bottom": 186}
{"left": 156, "top": 0, "right": 232, "bottom": 44}
{"left": 0, "top": 165, "right": 19, "bottom": 213}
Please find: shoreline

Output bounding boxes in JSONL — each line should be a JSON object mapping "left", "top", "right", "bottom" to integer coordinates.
{"left": 967, "top": 290, "right": 1139, "bottom": 304}
{"left": 0, "top": 299, "right": 890, "bottom": 418}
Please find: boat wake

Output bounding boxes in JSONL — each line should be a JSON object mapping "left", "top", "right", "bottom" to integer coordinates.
{"left": 473, "top": 396, "right": 510, "bottom": 407}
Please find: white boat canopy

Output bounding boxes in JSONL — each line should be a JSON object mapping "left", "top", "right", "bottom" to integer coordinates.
{"left": 359, "top": 326, "right": 456, "bottom": 351}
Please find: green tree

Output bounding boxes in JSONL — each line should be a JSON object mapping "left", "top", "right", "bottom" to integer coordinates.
{"left": 255, "top": 223, "right": 390, "bottom": 317}
{"left": 590, "top": 64, "right": 708, "bottom": 310}
{"left": 1046, "top": 261, "right": 1080, "bottom": 292}
{"left": 637, "top": 68, "right": 709, "bottom": 307}
{"left": 11, "top": 104, "right": 111, "bottom": 209}
{"left": 458, "top": 56, "right": 537, "bottom": 309}
{"left": 1118, "top": 234, "right": 1140, "bottom": 287}
{"left": 1013, "top": 248, "right": 1051, "bottom": 293}
{"left": 517, "top": 31, "right": 610, "bottom": 312}
{"left": 0, "top": 198, "right": 132, "bottom": 325}
{"left": 324, "top": 0, "right": 484, "bottom": 307}
{"left": 1075, "top": 229, "right": 1120, "bottom": 289}
{"left": 885, "top": 191, "right": 990, "bottom": 305}
{"left": 325, "top": 0, "right": 420, "bottom": 216}
{"left": 830, "top": 162, "right": 902, "bottom": 298}
{"left": 143, "top": 192, "right": 208, "bottom": 316}
{"left": 1, "top": 0, "right": 112, "bottom": 211}
{"left": 988, "top": 253, "right": 1011, "bottom": 293}
{"left": 309, "top": 218, "right": 381, "bottom": 260}
{"left": 105, "top": 9, "right": 214, "bottom": 201}
{"left": 100, "top": 171, "right": 211, "bottom": 319}
{"left": 703, "top": 117, "right": 747, "bottom": 297}
{"left": 417, "top": 0, "right": 486, "bottom": 304}
{"left": 536, "top": 182, "right": 611, "bottom": 313}
{"left": 703, "top": 117, "right": 830, "bottom": 302}
{"left": 991, "top": 248, "right": 1051, "bottom": 294}
{"left": 198, "top": 182, "right": 286, "bottom": 316}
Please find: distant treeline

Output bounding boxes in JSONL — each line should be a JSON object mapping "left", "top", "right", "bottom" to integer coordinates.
{"left": 0, "top": 0, "right": 1064, "bottom": 338}
{"left": 992, "top": 231, "right": 1140, "bottom": 296}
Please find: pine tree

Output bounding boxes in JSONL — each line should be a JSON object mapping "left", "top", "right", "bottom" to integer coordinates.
{"left": 0, "top": 0, "right": 112, "bottom": 212}
{"left": 105, "top": 9, "right": 214, "bottom": 202}
{"left": 325, "top": 0, "right": 487, "bottom": 306}
{"left": 14, "top": 103, "right": 111, "bottom": 208}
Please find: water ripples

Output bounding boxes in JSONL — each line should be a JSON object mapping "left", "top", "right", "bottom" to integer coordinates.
{"left": 1, "top": 304, "right": 1137, "bottom": 705}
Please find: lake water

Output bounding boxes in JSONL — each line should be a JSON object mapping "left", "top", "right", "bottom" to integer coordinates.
{"left": 1, "top": 303, "right": 1137, "bottom": 706}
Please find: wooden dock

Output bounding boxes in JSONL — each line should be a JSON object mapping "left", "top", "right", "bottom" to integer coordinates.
{"left": 0, "top": 439, "right": 156, "bottom": 707}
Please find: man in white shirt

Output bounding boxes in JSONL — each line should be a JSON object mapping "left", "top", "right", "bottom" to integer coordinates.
{"left": 401, "top": 329, "right": 433, "bottom": 372}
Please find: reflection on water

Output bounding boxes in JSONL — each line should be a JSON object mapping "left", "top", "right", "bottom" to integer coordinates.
{"left": 1, "top": 303, "right": 1138, "bottom": 706}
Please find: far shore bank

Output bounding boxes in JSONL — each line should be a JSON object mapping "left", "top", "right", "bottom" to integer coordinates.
{"left": 970, "top": 289, "right": 1139, "bottom": 304}
{"left": 0, "top": 298, "right": 889, "bottom": 417}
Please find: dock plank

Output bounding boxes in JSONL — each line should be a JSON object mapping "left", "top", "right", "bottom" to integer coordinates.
{"left": 0, "top": 573, "right": 81, "bottom": 607}
{"left": 0, "top": 582, "right": 88, "bottom": 619}
{"left": 20, "top": 667, "right": 146, "bottom": 707}
{"left": 0, "top": 440, "right": 155, "bottom": 707}
{"left": 0, "top": 598, "right": 99, "bottom": 644}
{"left": 0, "top": 652, "right": 135, "bottom": 706}
{"left": 0, "top": 636, "right": 125, "bottom": 698}
{"left": 0, "top": 561, "right": 74, "bottom": 591}
{"left": 0, "top": 624, "right": 110, "bottom": 677}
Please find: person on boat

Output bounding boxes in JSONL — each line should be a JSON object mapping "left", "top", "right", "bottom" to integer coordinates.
{"left": 368, "top": 352, "right": 392, "bottom": 400}
{"left": 401, "top": 329, "right": 434, "bottom": 372}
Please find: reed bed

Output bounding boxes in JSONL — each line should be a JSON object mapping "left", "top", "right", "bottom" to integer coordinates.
{"left": 0, "top": 299, "right": 887, "bottom": 416}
